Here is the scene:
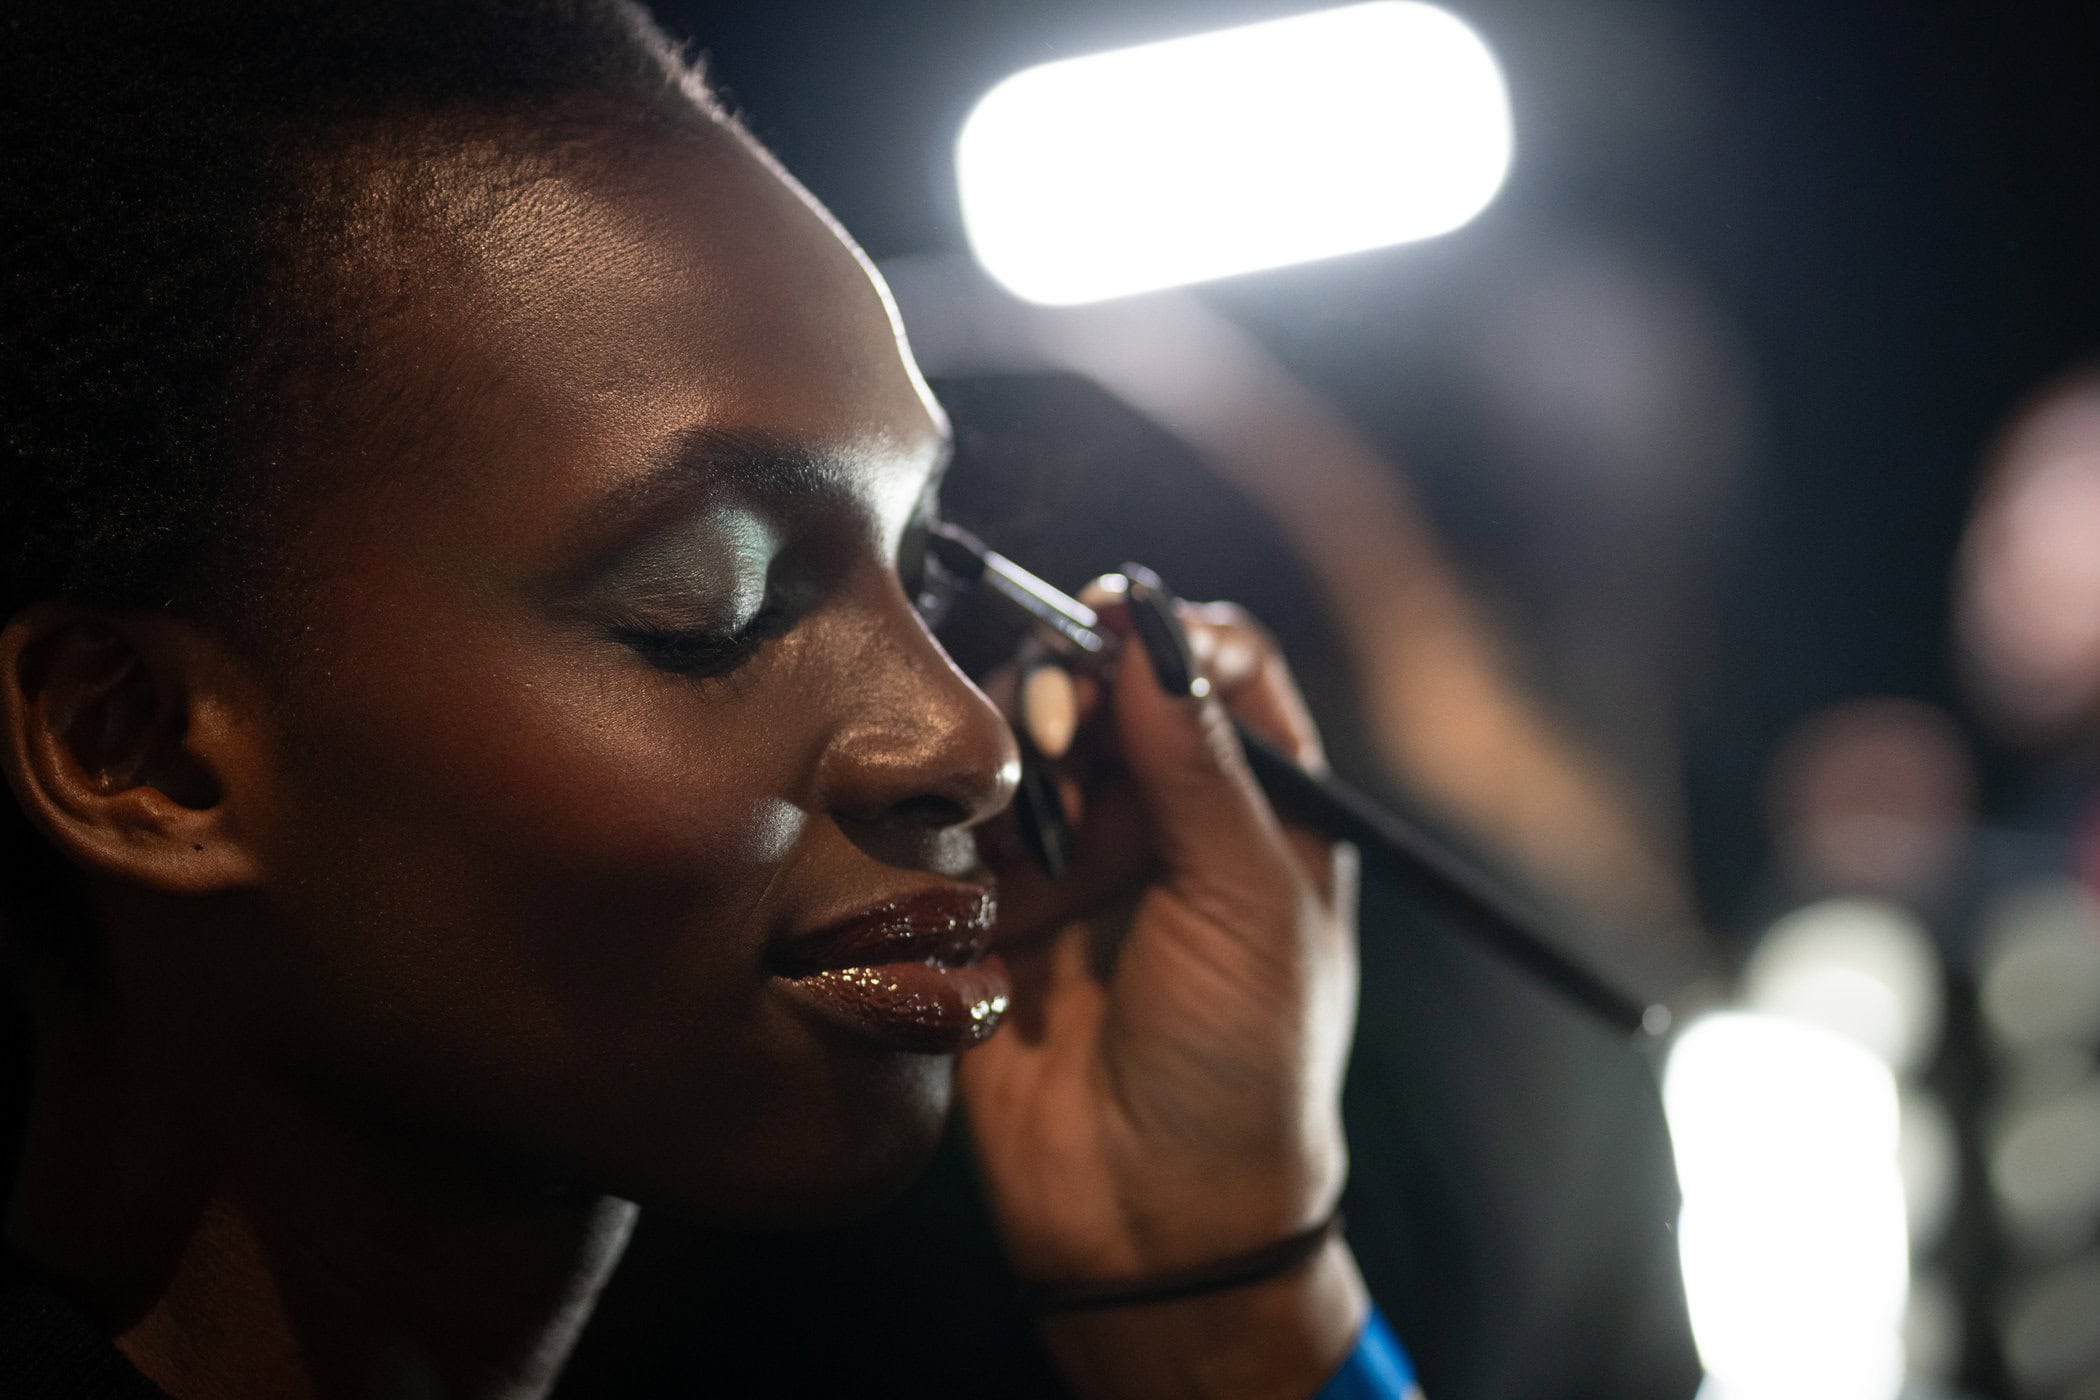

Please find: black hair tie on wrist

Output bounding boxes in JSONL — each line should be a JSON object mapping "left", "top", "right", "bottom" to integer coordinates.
{"left": 1022, "top": 1211, "right": 1344, "bottom": 1315}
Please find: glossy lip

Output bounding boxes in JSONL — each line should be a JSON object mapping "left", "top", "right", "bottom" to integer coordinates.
{"left": 770, "top": 884, "right": 998, "bottom": 977}
{"left": 769, "top": 885, "right": 1010, "bottom": 1054}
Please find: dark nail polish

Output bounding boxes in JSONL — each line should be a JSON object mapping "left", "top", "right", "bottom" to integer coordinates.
{"left": 1013, "top": 750, "right": 1072, "bottom": 880}
{"left": 1122, "top": 564, "right": 1196, "bottom": 698}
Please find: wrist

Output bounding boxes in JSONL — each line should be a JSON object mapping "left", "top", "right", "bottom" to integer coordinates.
{"left": 1037, "top": 1236, "right": 1369, "bottom": 1400}
{"left": 1025, "top": 1209, "right": 1344, "bottom": 1315}
{"left": 995, "top": 1126, "right": 1350, "bottom": 1286}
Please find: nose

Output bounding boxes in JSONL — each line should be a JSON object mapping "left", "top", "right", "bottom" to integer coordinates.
{"left": 812, "top": 583, "right": 1021, "bottom": 843}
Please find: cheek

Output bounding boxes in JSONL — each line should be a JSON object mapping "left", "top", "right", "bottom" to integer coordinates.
{"left": 246, "top": 638, "right": 957, "bottom": 1218}
{"left": 246, "top": 623, "right": 820, "bottom": 1140}
{"left": 305, "top": 588, "right": 791, "bottom": 824}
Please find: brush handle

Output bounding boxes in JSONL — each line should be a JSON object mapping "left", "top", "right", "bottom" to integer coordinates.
{"left": 938, "top": 525, "right": 1659, "bottom": 1038}
{"left": 1234, "top": 725, "right": 1653, "bottom": 1036}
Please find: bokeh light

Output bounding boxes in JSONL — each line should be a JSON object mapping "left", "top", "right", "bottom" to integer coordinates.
{"left": 1956, "top": 367, "right": 2100, "bottom": 744}
{"left": 1901, "top": 1267, "right": 1961, "bottom": 1388}
{"left": 1740, "top": 899, "right": 1943, "bottom": 1074}
{"left": 2001, "top": 1255, "right": 2100, "bottom": 1396}
{"left": 1978, "top": 879, "right": 2100, "bottom": 1052}
{"left": 1765, "top": 699, "right": 1973, "bottom": 900}
{"left": 1898, "top": 1089, "right": 1958, "bottom": 1254}
{"left": 1665, "top": 1013, "right": 1910, "bottom": 1400}
{"left": 956, "top": 2, "right": 1513, "bottom": 305}
{"left": 1988, "top": 1070, "right": 2100, "bottom": 1261}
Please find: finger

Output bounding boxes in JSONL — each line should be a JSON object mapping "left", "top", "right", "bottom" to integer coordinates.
{"left": 986, "top": 779, "right": 1158, "bottom": 933}
{"left": 1176, "top": 602, "right": 1350, "bottom": 902}
{"left": 1180, "top": 603, "right": 1326, "bottom": 772}
{"left": 995, "top": 576, "right": 1343, "bottom": 933}
{"left": 980, "top": 638, "right": 1105, "bottom": 752}
{"left": 994, "top": 911, "right": 1112, "bottom": 1052}
{"left": 1109, "top": 573, "right": 1302, "bottom": 901}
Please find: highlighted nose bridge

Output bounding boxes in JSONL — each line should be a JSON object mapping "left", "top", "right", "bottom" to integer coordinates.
{"left": 812, "top": 591, "right": 1021, "bottom": 831}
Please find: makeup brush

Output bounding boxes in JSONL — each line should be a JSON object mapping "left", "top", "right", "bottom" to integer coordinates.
{"left": 927, "top": 522, "right": 1663, "bottom": 1039}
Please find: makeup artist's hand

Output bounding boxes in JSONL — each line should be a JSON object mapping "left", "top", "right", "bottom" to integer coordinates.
{"left": 959, "top": 577, "right": 1368, "bottom": 1400}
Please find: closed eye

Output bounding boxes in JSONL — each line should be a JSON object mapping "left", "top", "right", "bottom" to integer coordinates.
{"left": 615, "top": 604, "right": 791, "bottom": 679}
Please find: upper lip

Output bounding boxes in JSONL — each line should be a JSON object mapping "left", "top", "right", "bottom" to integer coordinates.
{"left": 771, "top": 884, "right": 998, "bottom": 976}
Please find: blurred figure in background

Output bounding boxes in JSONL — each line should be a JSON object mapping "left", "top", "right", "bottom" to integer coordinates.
{"left": 1957, "top": 365, "right": 2100, "bottom": 868}
{"left": 1711, "top": 363, "right": 2100, "bottom": 1400}
{"left": 1764, "top": 698, "right": 1978, "bottom": 910}
{"left": 1731, "top": 698, "right": 1977, "bottom": 1397}
{"left": 1947, "top": 364, "right": 2100, "bottom": 1400}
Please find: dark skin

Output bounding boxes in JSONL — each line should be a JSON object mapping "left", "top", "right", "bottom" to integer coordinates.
{"left": 0, "top": 110, "right": 1368, "bottom": 1400}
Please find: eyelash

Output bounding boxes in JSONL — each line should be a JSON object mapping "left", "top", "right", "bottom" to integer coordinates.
{"left": 898, "top": 516, "right": 960, "bottom": 629}
{"left": 617, "top": 606, "right": 789, "bottom": 679}
{"left": 617, "top": 513, "right": 946, "bottom": 679}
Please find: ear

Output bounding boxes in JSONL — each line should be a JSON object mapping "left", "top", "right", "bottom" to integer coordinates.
{"left": 0, "top": 603, "right": 268, "bottom": 898}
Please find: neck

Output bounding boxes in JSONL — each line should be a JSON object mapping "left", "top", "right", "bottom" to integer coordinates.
{"left": 6, "top": 994, "right": 635, "bottom": 1400}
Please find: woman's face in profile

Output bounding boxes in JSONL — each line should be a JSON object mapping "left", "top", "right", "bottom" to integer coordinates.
{"left": 227, "top": 117, "right": 1021, "bottom": 1222}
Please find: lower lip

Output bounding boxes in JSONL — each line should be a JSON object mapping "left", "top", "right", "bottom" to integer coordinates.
{"left": 773, "top": 955, "right": 1012, "bottom": 1054}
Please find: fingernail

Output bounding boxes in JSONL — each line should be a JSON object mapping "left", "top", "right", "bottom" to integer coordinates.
{"left": 1019, "top": 658, "right": 1080, "bottom": 761}
{"left": 1013, "top": 751, "right": 1072, "bottom": 880}
{"left": 1122, "top": 564, "right": 1198, "bottom": 699}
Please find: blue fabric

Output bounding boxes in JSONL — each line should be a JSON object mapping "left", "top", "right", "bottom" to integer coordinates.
{"left": 1314, "top": 1306, "right": 1418, "bottom": 1400}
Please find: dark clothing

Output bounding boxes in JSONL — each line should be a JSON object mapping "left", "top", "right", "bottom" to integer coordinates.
{"left": 0, "top": 1275, "right": 168, "bottom": 1400}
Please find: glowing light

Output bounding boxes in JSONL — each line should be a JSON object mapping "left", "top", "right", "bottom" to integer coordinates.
{"left": 1741, "top": 899, "right": 1942, "bottom": 1073}
{"left": 1767, "top": 698, "right": 1972, "bottom": 896}
{"left": 1898, "top": 1090, "right": 1959, "bottom": 1252}
{"left": 1665, "top": 1013, "right": 1910, "bottom": 1400}
{"left": 1988, "top": 1073, "right": 2100, "bottom": 1257}
{"left": 955, "top": 2, "right": 1513, "bottom": 305}
{"left": 1977, "top": 878, "right": 2100, "bottom": 1050}
{"left": 1955, "top": 368, "right": 2100, "bottom": 740}
{"left": 2001, "top": 1256, "right": 2100, "bottom": 1395}
{"left": 1902, "top": 1269, "right": 1961, "bottom": 1385}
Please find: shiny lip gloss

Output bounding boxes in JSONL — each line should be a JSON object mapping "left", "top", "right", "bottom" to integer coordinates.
{"left": 769, "top": 886, "right": 1011, "bottom": 1053}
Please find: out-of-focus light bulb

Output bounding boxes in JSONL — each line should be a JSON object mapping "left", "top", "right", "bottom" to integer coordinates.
{"left": 1988, "top": 1073, "right": 2100, "bottom": 1258}
{"left": 1740, "top": 899, "right": 1943, "bottom": 1073}
{"left": 1665, "top": 1013, "right": 1910, "bottom": 1400}
{"left": 955, "top": 1, "right": 1513, "bottom": 305}
{"left": 1898, "top": 1090, "right": 1959, "bottom": 1253}
{"left": 2001, "top": 1256, "right": 2100, "bottom": 1395}
{"left": 1977, "top": 878, "right": 2100, "bottom": 1050}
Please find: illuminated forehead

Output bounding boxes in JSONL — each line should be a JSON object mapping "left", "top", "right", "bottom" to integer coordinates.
{"left": 426, "top": 119, "right": 933, "bottom": 426}
{"left": 332, "top": 113, "right": 948, "bottom": 558}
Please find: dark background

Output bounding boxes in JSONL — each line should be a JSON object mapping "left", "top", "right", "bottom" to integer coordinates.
{"left": 659, "top": 0, "right": 2100, "bottom": 929}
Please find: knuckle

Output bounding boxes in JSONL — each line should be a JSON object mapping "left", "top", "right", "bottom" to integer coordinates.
{"left": 1186, "top": 600, "right": 1275, "bottom": 652}
{"left": 1185, "top": 608, "right": 1286, "bottom": 698}
{"left": 1076, "top": 574, "right": 1133, "bottom": 610}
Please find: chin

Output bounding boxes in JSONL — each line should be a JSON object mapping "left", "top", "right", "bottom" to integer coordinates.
{"left": 607, "top": 1047, "right": 960, "bottom": 1230}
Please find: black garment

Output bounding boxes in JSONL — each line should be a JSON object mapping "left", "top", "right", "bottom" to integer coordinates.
{"left": 0, "top": 1276, "right": 169, "bottom": 1400}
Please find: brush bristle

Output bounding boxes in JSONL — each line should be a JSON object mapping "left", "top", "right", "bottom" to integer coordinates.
{"left": 927, "top": 522, "right": 990, "bottom": 583}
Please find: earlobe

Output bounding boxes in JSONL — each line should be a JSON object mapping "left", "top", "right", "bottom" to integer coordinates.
{"left": 0, "top": 604, "right": 267, "bottom": 898}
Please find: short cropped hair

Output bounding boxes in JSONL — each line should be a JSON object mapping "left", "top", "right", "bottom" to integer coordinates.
{"left": 0, "top": 0, "right": 720, "bottom": 964}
